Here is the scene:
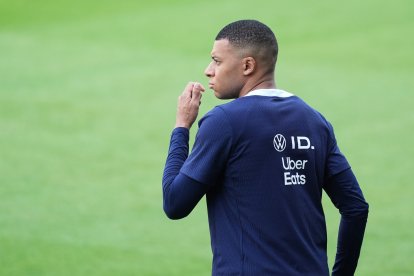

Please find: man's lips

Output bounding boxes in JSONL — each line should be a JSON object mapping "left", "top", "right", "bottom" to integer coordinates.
{"left": 208, "top": 82, "right": 214, "bottom": 88}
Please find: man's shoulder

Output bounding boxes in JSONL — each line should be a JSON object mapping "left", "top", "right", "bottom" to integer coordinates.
{"left": 197, "top": 105, "right": 230, "bottom": 130}
{"left": 200, "top": 95, "right": 329, "bottom": 127}
{"left": 212, "top": 94, "right": 306, "bottom": 115}
{"left": 200, "top": 100, "right": 238, "bottom": 119}
{"left": 208, "top": 97, "right": 256, "bottom": 116}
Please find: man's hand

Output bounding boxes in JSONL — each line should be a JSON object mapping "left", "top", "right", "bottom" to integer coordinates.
{"left": 175, "top": 82, "right": 205, "bottom": 129}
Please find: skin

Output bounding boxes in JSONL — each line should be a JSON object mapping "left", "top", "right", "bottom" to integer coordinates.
{"left": 175, "top": 39, "right": 276, "bottom": 129}
{"left": 175, "top": 82, "right": 205, "bottom": 129}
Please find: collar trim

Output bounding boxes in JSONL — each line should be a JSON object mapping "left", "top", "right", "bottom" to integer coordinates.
{"left": 245, "top": 89, "right": 294, "bottom": 98}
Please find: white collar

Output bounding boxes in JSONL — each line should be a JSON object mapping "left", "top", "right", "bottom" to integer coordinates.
{"left": 244, "top": 89, "right": 294, "bottom": 98}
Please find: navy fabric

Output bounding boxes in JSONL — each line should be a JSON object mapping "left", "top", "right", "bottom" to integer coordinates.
{"left": 162, "top": 128, "right": 208, "bottom": 219}
{"left": 163, "top": 95, "right": 368, "bottom": 275}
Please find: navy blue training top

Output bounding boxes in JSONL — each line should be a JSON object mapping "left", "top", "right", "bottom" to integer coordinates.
{"left": 163, "top": 89, "right": 368, "bottom": 275}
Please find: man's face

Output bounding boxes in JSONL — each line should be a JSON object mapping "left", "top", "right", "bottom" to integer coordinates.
{"left": 205, "top": 39, "right": 245, "bottom": 99}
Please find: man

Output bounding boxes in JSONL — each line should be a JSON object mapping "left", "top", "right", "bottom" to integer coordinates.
{"left": 162, "top": 20, "right": 368, "bottom": 275}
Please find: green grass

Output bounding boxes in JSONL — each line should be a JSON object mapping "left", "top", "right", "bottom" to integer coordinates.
{"left": 1, "top": 0, "right": 413, "bottom": 275}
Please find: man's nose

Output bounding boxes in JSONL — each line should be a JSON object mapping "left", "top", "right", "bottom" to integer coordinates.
{"left": 204, "top": 62, "right": 214, "bottom": 77}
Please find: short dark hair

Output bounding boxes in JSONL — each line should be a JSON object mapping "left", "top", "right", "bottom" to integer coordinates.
{"left": 216, "top": 20, "right": 278, "bottom": 72}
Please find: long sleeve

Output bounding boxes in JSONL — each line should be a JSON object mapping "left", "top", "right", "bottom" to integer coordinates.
{"left": 324, "top": 168, "right": 369, "bottom": 275}
{"left": 162, "top": 127, "right": 208, "bottom": 220}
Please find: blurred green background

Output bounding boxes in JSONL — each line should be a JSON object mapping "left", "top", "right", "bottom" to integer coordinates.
{"left": 1, "top": 0, "right": 413, "bottom": 275}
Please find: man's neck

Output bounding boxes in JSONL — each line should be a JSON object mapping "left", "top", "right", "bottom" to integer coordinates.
{"left": 238, "top": 78, "right": 276, "bottom": 98}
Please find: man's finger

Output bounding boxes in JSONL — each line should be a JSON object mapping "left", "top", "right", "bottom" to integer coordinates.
{"left": 191, "top": 84, "right": 203, "bottom": 104}
{"left": 182, "top": 82, "right": 195, "bottom": 98}
{"left": 191, "top": 83, "right": 205, "bottom": 99}
{"left": 193, "top": 82, "right": 205, "bottom": 93}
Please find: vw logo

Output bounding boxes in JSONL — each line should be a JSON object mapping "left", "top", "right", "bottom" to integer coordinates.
{"left": 273, "top": 134, "right": 286, "bottom": 152}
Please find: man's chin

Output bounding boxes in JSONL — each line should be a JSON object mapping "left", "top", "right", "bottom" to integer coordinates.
{"left": 214, "top": 90, "right": 237, "bottom": 100}
{"left": 214, "top": 91, "right": 227, "bottom": 100}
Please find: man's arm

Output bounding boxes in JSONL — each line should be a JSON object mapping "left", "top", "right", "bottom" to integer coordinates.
{"left": 162, "top": 82, "right": 206, "bottom": 219}
{"left": 324, "top": 168, "right": 369, "bottom": 276}
{"left": 162, "top": 128, "right": 208, "bottom": 219}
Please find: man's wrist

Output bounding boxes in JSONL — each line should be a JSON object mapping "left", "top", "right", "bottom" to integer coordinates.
{"left": 172, "top": 126, "right": 190, "bottom": 134}
{"left": 171, "top": 127, "right": 190, "bottom": 144}
{"left": 175, "top": 122, "right": 191, "bottom": 129}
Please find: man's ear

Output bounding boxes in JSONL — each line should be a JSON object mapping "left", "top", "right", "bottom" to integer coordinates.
{"left": 242, "top": 57, "right": 256, "bottom": 76}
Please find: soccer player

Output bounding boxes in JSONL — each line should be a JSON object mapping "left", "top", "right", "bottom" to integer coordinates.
{"left": 162, "top": 20, "right": 368, "bottom": 275}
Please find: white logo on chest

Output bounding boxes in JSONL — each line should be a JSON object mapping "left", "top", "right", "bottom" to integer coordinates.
{"left": 273, "top": 134, "right": 287, "bottom": 152}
